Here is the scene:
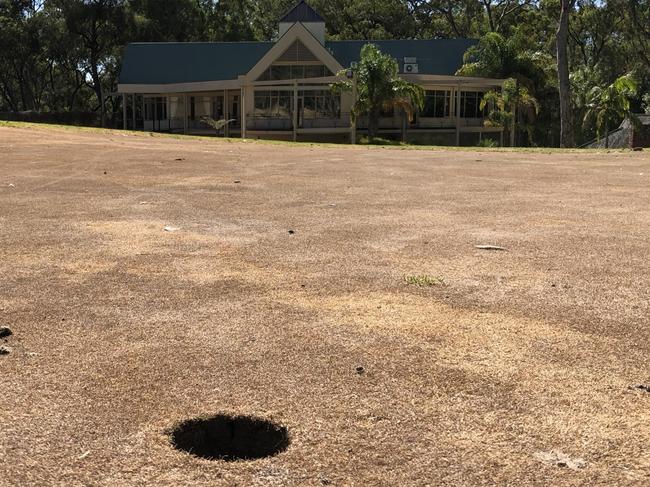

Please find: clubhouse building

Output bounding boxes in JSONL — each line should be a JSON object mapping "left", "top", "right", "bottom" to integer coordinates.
{"left": 117, "top": 1, "right": 505, "bottom": 145}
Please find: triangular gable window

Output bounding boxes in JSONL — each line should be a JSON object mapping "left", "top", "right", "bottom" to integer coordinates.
{"left": 256, "top": 40, "right": 332, "bottom": 81}
{"left": 277, "top": 40, "right": 319, "bottom": 63}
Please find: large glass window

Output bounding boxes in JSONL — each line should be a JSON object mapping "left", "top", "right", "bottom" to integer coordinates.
{"left": 169, "top": 96, "right": 185, "bottom": 120}
{"left": 460, "top": 91, "right": 486, "bottom": 118}
{"left": 253, "top": 90, "right": 292, "bottom": 117}
{"left": 422, "top": 90, "right": 451, "bottom": 118}
{"left": 144, "top": 97, "right": 167, "bottom": 120}
{"left": 257, "top": 64, "right": 333, "bottom": 81}
{"left": 302, "top": 90, "right": 340, "bottom": 119}
{"left": 189, "top": 96, "right": 213, "bottom": 121}
{"left": 254, "top": 90, "right": 340, "bottom": 119}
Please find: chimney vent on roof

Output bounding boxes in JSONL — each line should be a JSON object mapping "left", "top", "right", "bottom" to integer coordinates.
{"left": 278, "top": 1, "right": 326, "bottom": 44}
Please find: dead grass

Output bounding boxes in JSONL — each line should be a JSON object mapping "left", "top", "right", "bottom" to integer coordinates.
{"left": 0, "top": 124, "right": 649, "bottom": 486}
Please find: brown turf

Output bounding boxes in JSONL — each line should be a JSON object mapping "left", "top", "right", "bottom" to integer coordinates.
{"left": 0, "top": 125, "right": 649, "bottom": 486}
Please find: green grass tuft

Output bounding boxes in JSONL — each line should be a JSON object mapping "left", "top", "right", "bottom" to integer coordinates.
{"left": 404, "top": 275, "right": 445, "bottom": 287}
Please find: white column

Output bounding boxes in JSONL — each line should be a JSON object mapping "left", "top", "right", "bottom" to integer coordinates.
{"left": 455, "top": 83, "right": 461, "bottom": 146}
{"left": 241, "top": 86, "right": 246, "bottom": 139}
{"left": 182, "top": 94, "right": 186, "bottom": 134}
{"left": 224, "top": 89, "right": 229, "bottom": 137}
{"left": 293, "top": 80, "right": 298, "bottom": 142}
{"left": 351, "top": 72, "right": 358, "bottom": 144}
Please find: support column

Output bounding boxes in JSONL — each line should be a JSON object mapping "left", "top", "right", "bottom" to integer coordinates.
{"left": 132, "top": 94, "right": 136, "bottom": 130}
{"left": 351, "top": 71, "right": 358, "bottom": 145}
{"left": 224, "top": 89, "right": 229, "bottom": 138}
{"left": 292, "top": 80, "right": 298, "bottom": 142}
{"left": 183, "top": 94, "right": 188, "bottom": 135}
{"left": 142, "top": 96, "right": 145, "bottom": 131}
{"left": 154, "top": 97, "right": 158, "bottom": 132}
{"left": 122, "top": 93, "right": 127, "bottom": 130}
{"left": 455, "top": 83, "right": 461, "bottom": 147}
{"left": 241, "top": 87, "right": 246, "bottom": 139}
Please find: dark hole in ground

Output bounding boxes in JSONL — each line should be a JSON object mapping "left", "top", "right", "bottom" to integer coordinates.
{"left": 169, "top": 414, "right": 289, "bottom": 461}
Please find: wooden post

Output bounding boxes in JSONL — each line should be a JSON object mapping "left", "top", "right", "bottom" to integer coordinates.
{"left": 455, "top": 83, "right": 461, "bottom": 146}
{"left": 122, "top": 93, "right": 127, "bottom": 130}
{"left": 293, "top": 79, "right": 298, "bottom": 142}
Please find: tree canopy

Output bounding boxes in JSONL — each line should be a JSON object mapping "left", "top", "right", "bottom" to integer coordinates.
{"left": 0, "top": 0, "right": 648, "bottom": 146}
{"left": 333, "top": 43, "right": 424, "bottom": 139}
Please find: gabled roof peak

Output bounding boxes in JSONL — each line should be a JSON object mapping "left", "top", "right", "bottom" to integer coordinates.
{"left": 280, "top": 1, "right": 324, "bottom": 23}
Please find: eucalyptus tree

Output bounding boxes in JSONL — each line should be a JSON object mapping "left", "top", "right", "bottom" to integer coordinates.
{"left": 557, "top": 0, "right": 576, "bottom": 147}
{"left": 50, "top": 0, "right": 129, "bottom": 126}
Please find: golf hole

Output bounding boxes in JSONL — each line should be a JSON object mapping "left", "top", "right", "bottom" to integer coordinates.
{"left": 169, "top": 414, "right": 289, "bottom": 461}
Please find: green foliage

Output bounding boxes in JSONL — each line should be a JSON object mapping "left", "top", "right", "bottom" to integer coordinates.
{"left": 456, "top": 32, "right": 550, "bottom": 91}
{"left": 583, "top": 74, "right": 639, "bottom": 147}
{"left": 404, "top": 275, "right": 445, "bottom": 287}
{"left": 200, "top": 116, "right": 236, "bottom": 135}
{"left": 481, "top": 78, "right": 539, "bottom": 146}
{"left": 0, "top": 0, "right": 648, "bottom": 146}
{"left": 332, "top": 43, "right": 424, "bottom": 138}
{"left": 358, "top": 135, "right": 403, "bottom": 146}
{"left": 477, "top": 138, "right": 498, "bottom": 147}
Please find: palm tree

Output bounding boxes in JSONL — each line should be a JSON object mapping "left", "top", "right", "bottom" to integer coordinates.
{"left": 480, "top": 78, "right": 539, "bottom": 147}
{"left": 201, "top": 116, "right": 236, "bottom": 136}
{"left": 456, "top": 32, "right": 549, "bottom": 91}
{"left": 332, "top": 44, "right": 424, "bottom": 140}
{"left": 583, "top": 74, "right": 639, "bottom": 148}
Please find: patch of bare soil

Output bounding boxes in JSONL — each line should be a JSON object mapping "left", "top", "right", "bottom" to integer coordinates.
{"left": 0, "top": 125, "right": 649, "bottom": 485}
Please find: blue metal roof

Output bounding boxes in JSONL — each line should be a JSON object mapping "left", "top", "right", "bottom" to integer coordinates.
{"left": 118, "top": 42, "right": 273, "bottom": 85}
{"left": 118, "top": 38, "right": 476, "bottom": 85}
{"left": 327, "top": 39, "right": 476, "bottom": 76}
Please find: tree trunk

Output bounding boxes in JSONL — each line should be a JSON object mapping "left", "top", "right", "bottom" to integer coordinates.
{"left": 557, "top": 0, "right": 575, "bottom": 148}
{"left": 90, "top": 69, "right": 104, "bottom": 127}
{"left": 368, "top": 109, "right": 379, "bottom": 139}
{"left": 604, "top": 119, "right": 609, "bottom": 149}
{"left": 510, "top": 107, "right": 516, "bottom": 147}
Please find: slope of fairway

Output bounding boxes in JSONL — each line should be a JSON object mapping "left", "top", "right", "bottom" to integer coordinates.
{"left": 1, "top": 125, "right": 649, "bottom": 486}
